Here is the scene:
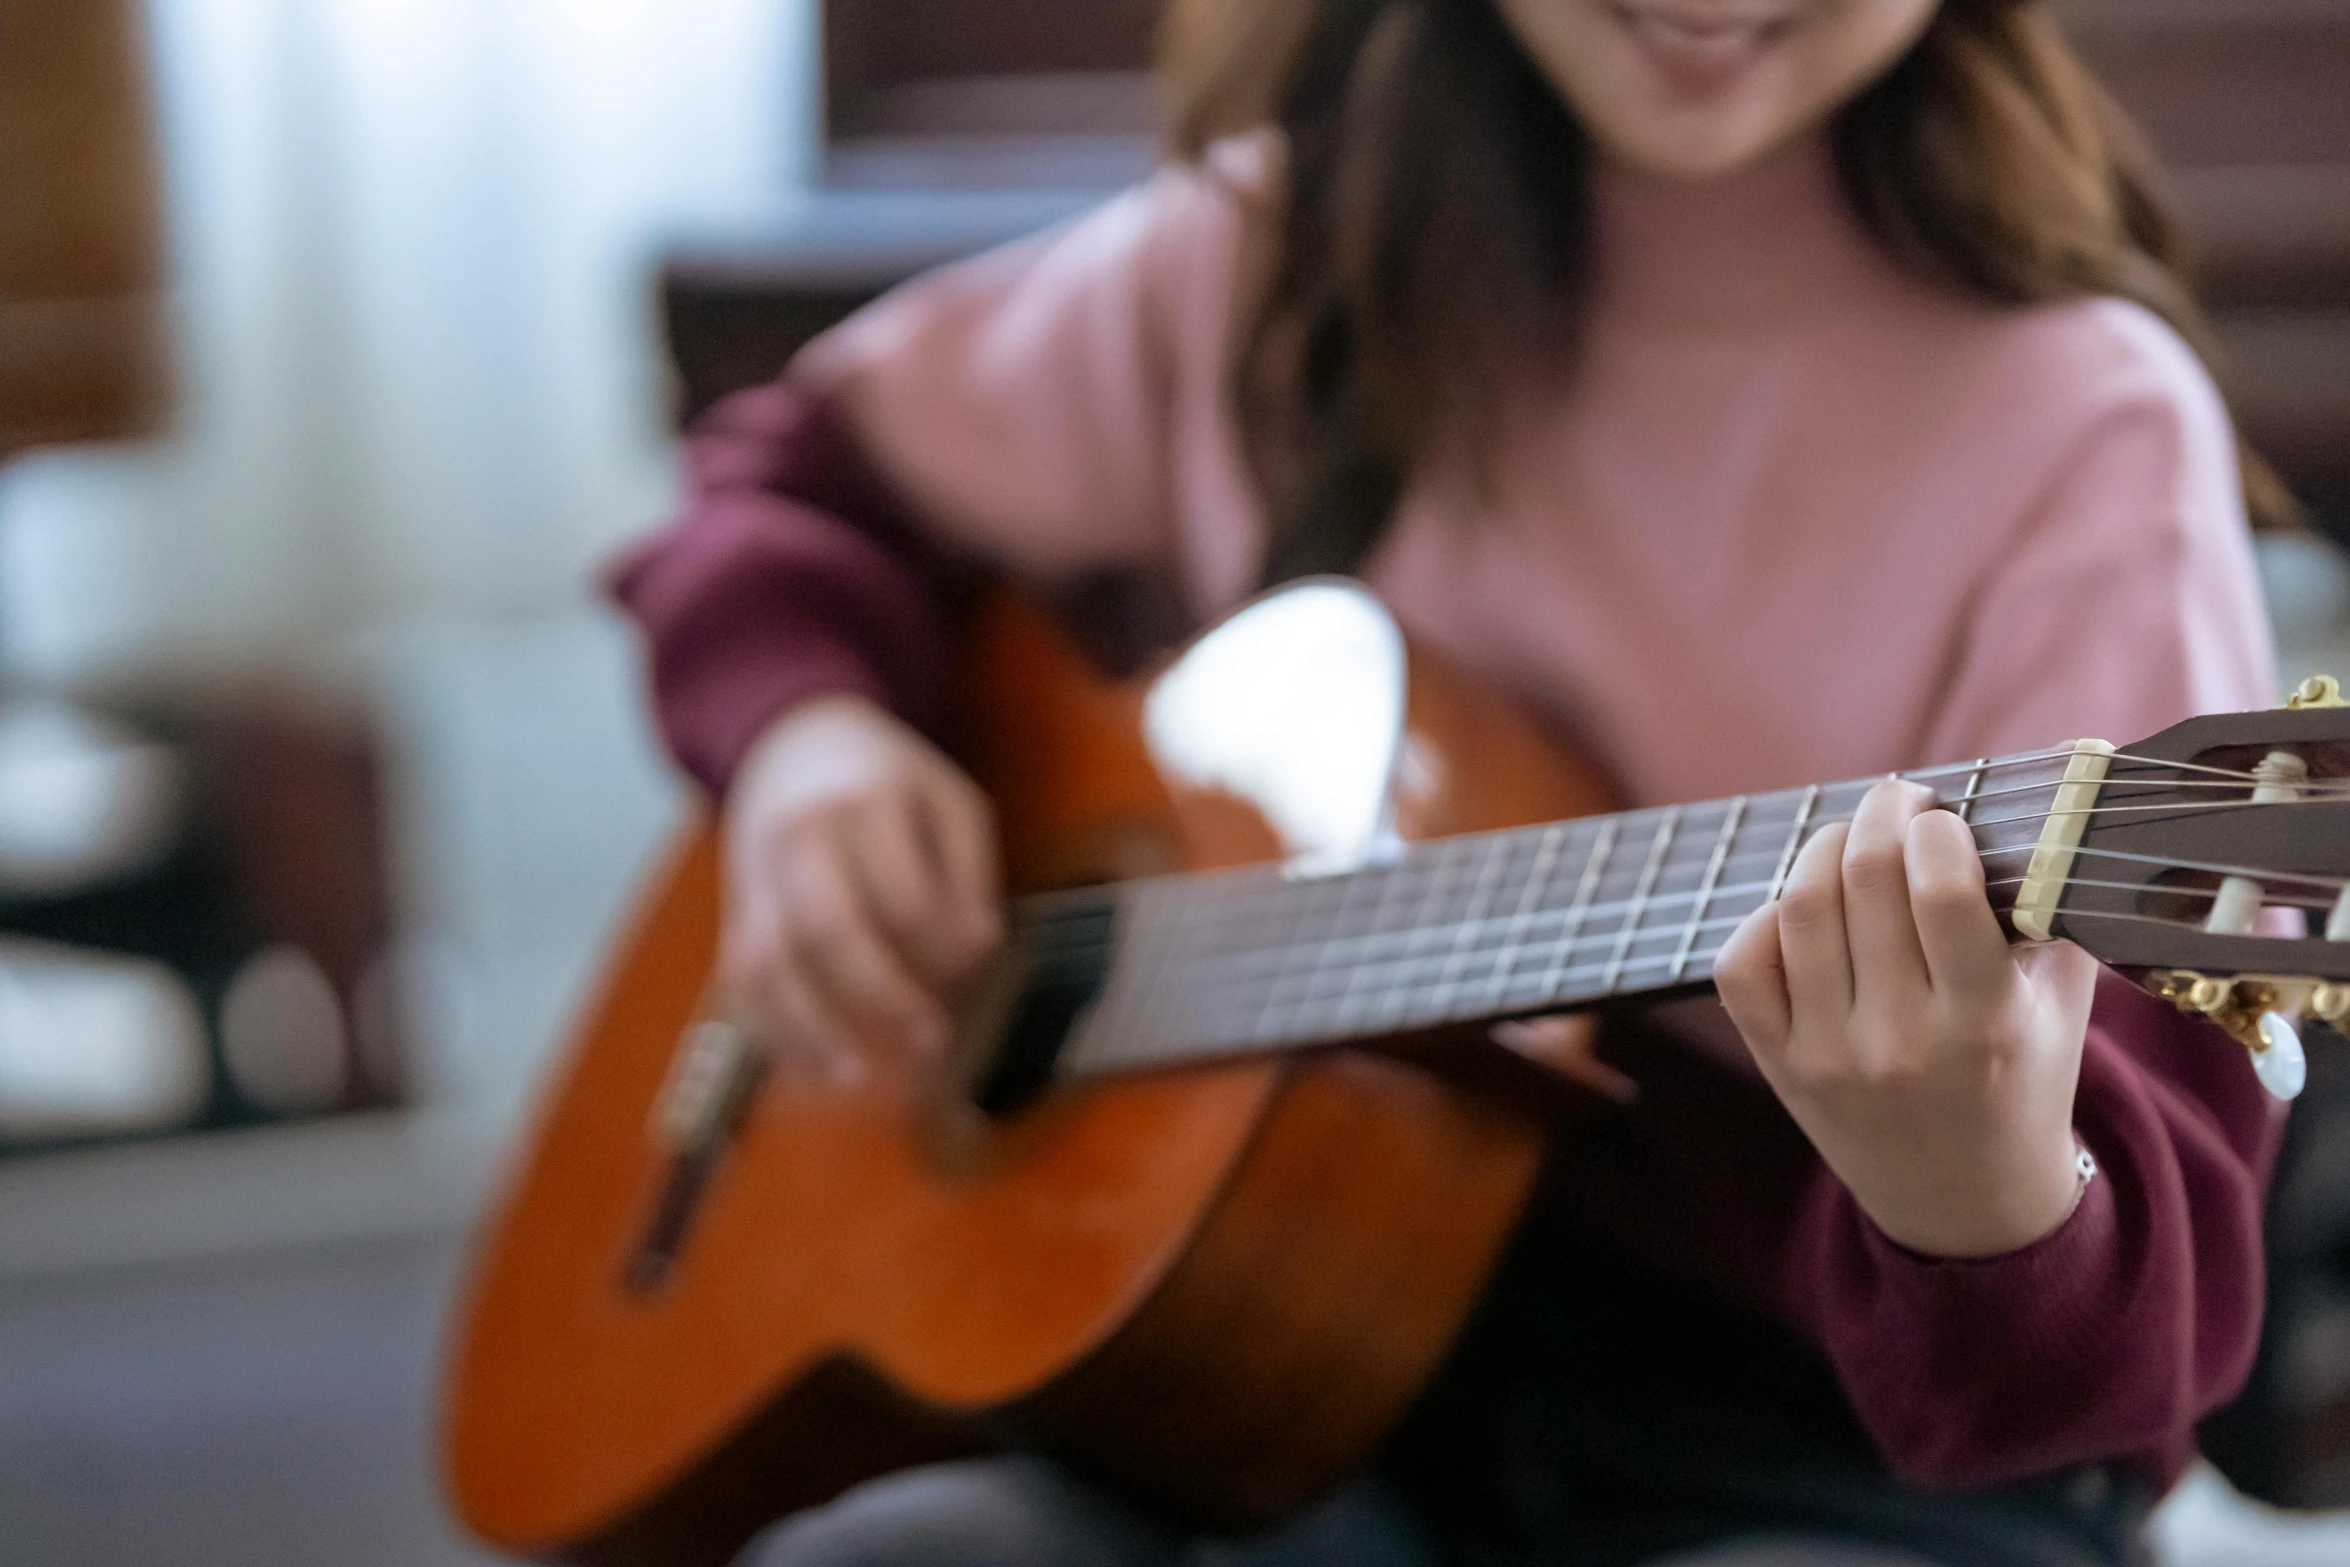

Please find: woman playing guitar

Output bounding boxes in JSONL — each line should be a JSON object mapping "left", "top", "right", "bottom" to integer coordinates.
{"left": 608, "top": 2, "right": 2290, "bottom": 1562}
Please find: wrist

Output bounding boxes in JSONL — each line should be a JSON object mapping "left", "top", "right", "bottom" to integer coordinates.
{"left": 1853, "top": 1127, "right": 2090, "bottom": 1261}
{"left": 740, "top": 691, "right": 889, "bottom": 773}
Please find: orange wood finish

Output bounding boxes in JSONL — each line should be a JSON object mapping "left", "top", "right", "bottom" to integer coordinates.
{"left": 443, "top": 588, "right": 1616, "bottom": 1563}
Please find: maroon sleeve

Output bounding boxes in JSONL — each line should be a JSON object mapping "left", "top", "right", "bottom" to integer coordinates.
{"left": 606, "top": 381, "right": 953, "bottom": 798}
{"left": 1794, "top": 968, "right": 2285, "bottom": 1490}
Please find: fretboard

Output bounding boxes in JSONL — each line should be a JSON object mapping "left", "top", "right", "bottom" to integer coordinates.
{"left": 1052, "top": 749, "right": 2081, "bottom": 1080}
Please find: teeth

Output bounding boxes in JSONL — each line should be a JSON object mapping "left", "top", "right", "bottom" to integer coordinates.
{"left": 1617, "top": 4, "right": 1783, "bottom": 59}
{"left": 1642, "top": 19, "right": 1763, "bottom": 52}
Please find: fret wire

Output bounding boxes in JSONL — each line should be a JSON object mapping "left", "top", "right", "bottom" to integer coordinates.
{"left": 1215, "top": 818, "right": 1788, "bottom": 1013}
{"left": 1128, "top": 757, "right": 2066, "bottom": 971}
{"left": 1231, "top": 878, "right": 1325, "bottom": 1047}
{"left": 1602, "top": 807, "right": 1681, "bottom": 994}
{"left": 1372, "top": 838, "right": 1485, "bottom": 1029}
{"left": 1254, "top": 846, "right": 1372, "bottom": 1041}
{"left": 1478, "top": 820, "right": 1572, "bottom": 1014}
{"left": 1076, "top": 760, "right": 2263, "bottom": 1067}
{"left": 1160, "top": 794, "right": 2301, "bottom": 1033}
{"left": 1111, "top": 790, "right": 2060, "bottom": 1016}
{"left": 1326, "top": 833, "right": 1425, "bottom": 1035}
{"left": 1255, "top": 911, "right": 1717, "bottom": 1025}
{"left": 1103, "top": 802, "right": 2249, "bottom": 1063}
{"left": 1345, "top": 835, "right": 1493, "bottom": 1038}
{"left": 1125, "top": 880, "right": 1219, "bottom": 1066}
{"left": 1381, "top": 845, "right": 1457, "bottom": 1029}
{"left": 1070, "top": 744, "right": 2079, "bottom": 946}
{"left": 1183, "top": 764, "right": 2080, "bottom": 970}
{"left": 1193, "top": 823, "right": 1779, "bottom": 971}
{"left": 1391, "top": 817, "right": 1616, "bottom": 1024}
{"left": 1423, "top": 832, "right": 1514, "bottom": 1020}
{"left": 1096, "top": 750, "right": 2102, "bottom": 1051}
{"left": 1767, "top": 784, "right": 1820, "bottom": 901}
{"left": 1956, "top": 757, "right": 1991, "bottom": 825}
{"left": 1089, "top": 884, "right": 1180, "bottom": 1072}
{"left": 1145, "top": 777, "right": 1787, "bottom": 966}
{"left": 1035, "top": 794, "right": 2322, "bottom": 1074}
{"left": 1259, "top": 933, "right": 1762, "bottom": 1060}
{"left": 1221, "top": 902, "right": 1775, "bottom": 1036}
{"left": 1672, "top": 795, "right": 1745, "bottom": 984}
{"left": 1538, "top": 816, "right": 1619, "bottom": 1005}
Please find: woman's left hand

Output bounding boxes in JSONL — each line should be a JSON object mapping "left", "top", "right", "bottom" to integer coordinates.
{"left": 1713, "top": 778, "right": 2098, "bottom": 1259}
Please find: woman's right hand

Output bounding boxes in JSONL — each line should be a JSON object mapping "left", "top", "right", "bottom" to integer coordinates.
{"left": 720, "top": 693, "right": 1003, "bottom": 1082}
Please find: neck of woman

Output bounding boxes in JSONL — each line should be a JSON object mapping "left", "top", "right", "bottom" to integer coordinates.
{"left": 1587, "top": 131, "right": 1896, "bottom": 334}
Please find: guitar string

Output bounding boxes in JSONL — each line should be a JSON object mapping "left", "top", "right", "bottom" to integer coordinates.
{"left": 1031, "top": 848, "right": 2341, "bottom": 1049}
{"left": 1010, "top": 747, "right": 2287, "bottom": 931}
{"left": 1029, "top": 745, "right": 2343, "bottom": 1068}
{"left": 1081, "top": 861, "right": 2316, "bottom": 1065}
{"left": 1203, "top": 866, "right": 2284, "bottom": 1013}
{"left": 1021, "top": 758, "right": 2350, "bottom": 1054}
{"left": 1193, "top": 790, "right": 2350, "bottom": 966}
{"left": 1054, "top": 802, "right": 2350, "bottom": 1059}
{"left": 1020, "top": 757, "right": 2344, "bottom": 953}
{"left": 1020, "top": 747, "right": 2074, "bottom": 923}
{"left": 1167, "top": 860, "right": 2343, "bottom": 1009}
{"left": 1072, "top": 898, "right": 2271, "bottom": 1071}
{"left": 1990, "top": 840, "right": 2350, "bottom": 890}
{"left": 1121, "top": 889, "right": 2350, "bottom": 1069}
{"left": 1981, "top": 873, "right": 2343, "bottom": 911}
{"left": 1025, "top": 797, "right": 2350, "bottom": 970}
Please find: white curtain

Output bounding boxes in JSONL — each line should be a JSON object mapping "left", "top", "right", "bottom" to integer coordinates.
{"left": 0, "top": 0, "right": 817, "bottom": 682}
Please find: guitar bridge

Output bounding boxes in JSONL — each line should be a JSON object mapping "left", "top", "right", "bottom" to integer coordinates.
{"left": 626, "top": 1016, "right": 766, "bottom": 1296}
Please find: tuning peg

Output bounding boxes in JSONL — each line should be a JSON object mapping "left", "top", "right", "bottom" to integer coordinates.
{"left": 2254, "top": 1012, "right": 2308, "bottom": 1101}
{"left": 2286, "top": 674, "right": 2346, "bottom": 710}
{"left": 2147, "top": 970, "right": 2312, "bottom": 1102}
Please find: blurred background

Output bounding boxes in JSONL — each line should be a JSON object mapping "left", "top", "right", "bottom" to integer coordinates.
{"left": 0, "top": 1, "right": 2347, "bottom": 1562}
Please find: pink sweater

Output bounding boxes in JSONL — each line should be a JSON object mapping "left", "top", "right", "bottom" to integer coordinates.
{"left": 613, "top": 134, "right": 2284, "bottom": 1497}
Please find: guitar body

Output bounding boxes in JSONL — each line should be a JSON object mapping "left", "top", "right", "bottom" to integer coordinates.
{"left": 444, "top": 584, "right": 1617, "bottom": 1565}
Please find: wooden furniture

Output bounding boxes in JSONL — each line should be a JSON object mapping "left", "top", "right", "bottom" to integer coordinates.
{"left": 0, "top": 0, "right": 171, "bottom": 453}
{"left": 446, "top": 580, "right": 2350, "bottom": 1564}
{"left": 661, "top": 0, "right": 1159, "bottom": 426}
{"left": 2062, "top": 0, "right": 2350, "bottom": 528}
{"left": 821, "top": 0, "right": 1159, "bottom": 190}
{"left": 0, "top": 690, "right": 407, "bottom": 1151}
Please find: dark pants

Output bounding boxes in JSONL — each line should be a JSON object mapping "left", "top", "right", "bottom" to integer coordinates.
{"left": 743, "top": 1193, "right": 2153, "bottom": 1567}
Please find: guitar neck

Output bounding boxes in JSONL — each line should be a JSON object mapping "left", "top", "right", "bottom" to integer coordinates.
{"left": 1052, "top": 749, "right": 2078, "bottom": 1081}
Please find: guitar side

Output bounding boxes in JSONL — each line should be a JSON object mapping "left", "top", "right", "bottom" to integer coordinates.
{"left": 442, "top": 586, "right": 1612, "bottom": 1564}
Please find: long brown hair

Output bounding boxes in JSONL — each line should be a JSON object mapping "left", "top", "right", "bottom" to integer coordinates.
{"left": 1162, "top": 0, "right": 2297, "bottom": 584}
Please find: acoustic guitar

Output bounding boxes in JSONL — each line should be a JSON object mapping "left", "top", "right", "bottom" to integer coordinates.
{"left": 444, "top": 579, "right": 2350, "bottom": 1566}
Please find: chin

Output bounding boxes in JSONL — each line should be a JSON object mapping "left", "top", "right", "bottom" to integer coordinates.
{"left": 1597, "top": 113, "right": 1798, "bottom": 182}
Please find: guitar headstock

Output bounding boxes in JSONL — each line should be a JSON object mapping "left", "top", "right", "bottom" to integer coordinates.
{"left": 2027, "top": 676, "right": 2350, "bottom": 1099}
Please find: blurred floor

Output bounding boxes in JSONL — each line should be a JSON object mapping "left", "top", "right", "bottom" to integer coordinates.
{"left": 0, "top": 1234, "right": 498, "bottom": 1567}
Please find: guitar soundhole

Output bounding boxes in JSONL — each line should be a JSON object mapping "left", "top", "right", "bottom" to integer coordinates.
{"left": 970, "top": 901, "right": 1115, "bottom": 1118}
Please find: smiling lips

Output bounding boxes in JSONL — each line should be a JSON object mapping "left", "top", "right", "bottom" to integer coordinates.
{"left": 1610, "top": 0, "right": 1799, "bottom": 95}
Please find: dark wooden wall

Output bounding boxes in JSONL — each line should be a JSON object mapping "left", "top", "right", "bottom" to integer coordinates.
{"left": 824, "top": 0, "right": 1159, "bottom": 139}
{"left": 2063, "top": 0, "right": 2350, "bottom": 521}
